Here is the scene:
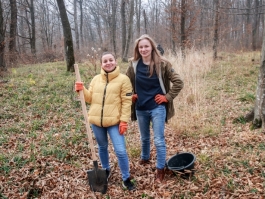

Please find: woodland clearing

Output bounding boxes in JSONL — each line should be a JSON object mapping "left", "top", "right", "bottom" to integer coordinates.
{"left": 0, "top": 50, "right": 264, "bottom": 199}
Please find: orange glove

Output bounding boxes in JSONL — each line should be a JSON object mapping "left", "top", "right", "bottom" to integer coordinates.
{"left": 119, "top": 122, "right": 128, "bottom": 135}
{"left": 155, "top": 94, "right": 168, "bottom": 104}
{"left": 75, "top": 82, "right": 84, "bottom": 92}
{"left": 132, "top": 94, "right": 138, "bottom": 103}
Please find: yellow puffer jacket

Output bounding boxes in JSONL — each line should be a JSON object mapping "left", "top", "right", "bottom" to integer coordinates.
{"left": 83, "top": 66, "right": 133, "bottom": 127}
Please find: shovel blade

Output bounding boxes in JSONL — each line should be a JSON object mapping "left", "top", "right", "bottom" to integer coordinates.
{"left": 87, "top": 161, "right": 108, "bottom": 194}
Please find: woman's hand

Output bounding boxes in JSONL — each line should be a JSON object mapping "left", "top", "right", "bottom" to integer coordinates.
{"left": 132, "top": 94, "right": 138, "bottom": 103}
{"left": 75, "top": 82, "right": 84, "bottom": 92}
{"left": 155, "top": 94, "right": 168, "bottom": 104}
{"left": 119, "top": 122, "right": 128, "bottom": 135}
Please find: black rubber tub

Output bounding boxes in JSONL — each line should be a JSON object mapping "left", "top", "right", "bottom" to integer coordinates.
{"left": 166, "top": 152, "right": 196, "bottom": 178}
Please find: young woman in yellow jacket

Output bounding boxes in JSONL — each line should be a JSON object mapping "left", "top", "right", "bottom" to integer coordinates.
{"left": 75, "top": 52, "right": 135, "bottom": 190}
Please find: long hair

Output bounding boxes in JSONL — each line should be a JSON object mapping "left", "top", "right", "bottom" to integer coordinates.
{"left": 132, "top": 34, "right": 162, "bottom": 77}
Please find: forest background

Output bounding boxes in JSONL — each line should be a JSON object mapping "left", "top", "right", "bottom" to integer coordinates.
{"left": 1, "top": 0, "right": 265, "bottom": 198}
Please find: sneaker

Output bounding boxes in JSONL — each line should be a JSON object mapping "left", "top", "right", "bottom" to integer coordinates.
{"left": 106, "top": 169, "right": 111, "bottom": 181}
{"left": 122, "top": 178, "right": 135, "bottom": 191}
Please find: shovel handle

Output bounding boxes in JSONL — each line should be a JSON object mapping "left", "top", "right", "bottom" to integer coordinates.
{"left": 74, "top": 64, "right": 97, "bottom": 161}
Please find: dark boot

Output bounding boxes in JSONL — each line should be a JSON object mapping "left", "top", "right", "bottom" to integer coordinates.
{"left": 155, "top": 168, "right": 165, "bottom": 183}
{"left": 139, "top": 159, "right": 150, "bottom": 165}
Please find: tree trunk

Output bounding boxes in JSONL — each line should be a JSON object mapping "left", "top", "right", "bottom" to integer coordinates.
{"left": 56, "top": 0, "right": 75, "bottom": 72}
{"left": 136, "top": 0, "right": 141, "bottom": 36}
{"left": 121, "top": 0, "right": 126, "bottom": 58}
{"left": 9, "top": 0, "right": 18, "bottom": 65}
{"left": 252, "top": 12, "right": 265, "bottom": 129}
{"left": 29, "top": 0, "right": 36, "bottom": 55}
{"left": 0, "top": 0, "right": 6, "bottom": 70}
{"left": 79, "top": 0, "right": 84, "bottom": 49}
{"left": 213, "top": 0, "right": 219, "bottom": 60}
{"left": 252, "top": 0, "right": 259, "bottom": 51}
{"left": 123, "top": 0, "right": 134, "bottom": 62}
{"left": 170, "top": 0, "right": 177, "bottom": 55}
{"left": 110, "top": 0, "right": 117, "bottom": 55}
{"left": 245, "top": 0, "right": 251, "bottom": 49}
{"left": 180, "top": 0, "right": 186, "bottom": 59}
{"left": 74, "top": 0, "right": 79, "bottom": 51}
{"left": 143, "top": 9, "right": 147, "bottom": 34}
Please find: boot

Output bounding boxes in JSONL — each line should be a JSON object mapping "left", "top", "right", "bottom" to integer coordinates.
{"left": 155, "top": 168, "right": 165, "bottom": 183}
{"left": 139, "top": 159, "right": 150, "bottom": 165}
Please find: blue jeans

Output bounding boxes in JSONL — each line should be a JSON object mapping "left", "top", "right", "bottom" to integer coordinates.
{"left": 91, "top": 124, "right": 130, "bottom": 181}
{"left": 136, "top": 105, "right": 166, "bottom": 169}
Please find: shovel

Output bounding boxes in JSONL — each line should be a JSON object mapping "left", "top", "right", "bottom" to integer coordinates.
{"left": 74, "top": 64, "right": 108, "bottom": 194}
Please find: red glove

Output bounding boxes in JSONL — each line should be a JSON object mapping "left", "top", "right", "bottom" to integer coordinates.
{"left": 119, "top": 122, "right": 128, "bottom": 135}
{"left": 155, "top": 94, "right": 168, "bottom": 104}
{"left": 132, "top": 94, "right": 138, "bottom": 103}
{"left": 75, "top": 82, "right": 84, "bottom": 92}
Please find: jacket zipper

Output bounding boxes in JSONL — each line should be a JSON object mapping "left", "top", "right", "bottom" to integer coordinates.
{"left": 101, "top": 74, "right": 109, "bottom": 127}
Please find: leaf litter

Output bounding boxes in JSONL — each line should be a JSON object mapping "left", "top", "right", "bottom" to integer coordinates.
{"left": 1, "top": 53, "right": 265, "bottom": 198}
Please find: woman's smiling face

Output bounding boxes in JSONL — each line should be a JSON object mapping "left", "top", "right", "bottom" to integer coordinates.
{"left": 138, "top": 39, "right": 152, "bottom": 59}
{"left": 101, "top": 54, "right": 117, "bottom": 72}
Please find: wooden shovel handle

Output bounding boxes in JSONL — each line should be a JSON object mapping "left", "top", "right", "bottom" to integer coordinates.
{"left": 74, "top": 64, "right": 97, "bottom": 161}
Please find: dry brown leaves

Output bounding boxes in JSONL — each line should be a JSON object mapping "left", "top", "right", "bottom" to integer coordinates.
{"left": 1, "top": 120, "right": 265, "bottom": 198}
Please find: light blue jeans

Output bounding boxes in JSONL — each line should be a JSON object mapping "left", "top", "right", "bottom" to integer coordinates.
{"left": 136, "top": 105, "right": 166, "bottom": 169}
{"left": 91, "top": 124, "right": 130, "bottom": 181}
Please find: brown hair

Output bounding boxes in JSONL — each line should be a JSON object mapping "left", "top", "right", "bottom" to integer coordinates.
{"left": 100, "top": 51, "right": 116, "bottom": 63}
{"left": 132, "top": 34, "right": 162, "bottom": 76}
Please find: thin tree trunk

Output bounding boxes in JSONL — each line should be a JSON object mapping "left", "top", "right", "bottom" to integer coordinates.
{"left": 110, "top": 0, "right": 117, "bottom": 54}
{"left": 143, "top": 9, "right": 147, "bottom": 34}
{"left": 0, "top": 0, "right": 6, "bottom": 70}
{"left": 252, "top": 0, "right": 259, "bottom": 51}
{"left": 253, "top": 11, "right": 265, "bottom": 129}
{"left": 56, "top": 0, "right": 75, "bottom": 72}
{"left": 74, "top": 0, "right": 79, "bottom": 50}
{"left": 9, "top": 0, "right": 18, "bottom": 64}
{"left": 79, "top": 0, "right": 84, "bottom": 49}
{"left": 136, "top": 0, "right": 141, "bottom": 36}
{"left": 245, "top": 0, "right": 251, "bottom": 49}
{"left": 29, "top": 0, "right": 36, "bottom": 55}
{"left": 123, "top": 0, "right": 134, "bottom": 61}
{"left": 213, "top": 0, "right": 219, "bottom": 60}
{"left": 180, "top": 0, "right": 186, "bottom": 59}
{"left": 171, "top": 0, "right": 177, "bottom": 55}
{"left": 121, "top": 0, "right": 126, "bottom": 58}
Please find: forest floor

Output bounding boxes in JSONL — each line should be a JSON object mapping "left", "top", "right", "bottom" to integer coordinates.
{"left": 0, "top": 51, "right": 265, "bottom": 199}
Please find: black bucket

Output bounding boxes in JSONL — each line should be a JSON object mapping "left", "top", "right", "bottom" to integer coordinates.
{"left": 166, "top": 152, "right": 196, "bottom": 178}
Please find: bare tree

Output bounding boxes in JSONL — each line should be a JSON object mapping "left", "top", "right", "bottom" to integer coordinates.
{"left": 74, "top": 0, "right": 79, "bottom": 51}
{"left": 56, "top": 0, "right": 75, "bottom": 72}
{"left": 135, "top": 0, "right": 141, "bottom": 36}
{"left": 170, "top": 0, "right": 177, "bottom": 55}
{"left": 110, "top": 0, "right": 118, "bottom": 55}
{"left": 9, "top": 0, "right": 17, "bottom": 64}
{"left": 29, "top": 0, "right": 36, "bottom": 55}
{"left": 251, "top": 12, "right": 265, "bottom": 129}
{"left": 0, "top": 0, "right": 6, "bottom": 70}
{"left": 213, "top": 0, "right": 219, "bottom": 60}
{"left": 122, "top": 0, "right": 134, "bottom": 61}
{"left": 252, "top": 0, "right": 259, "bottom": 51}
{"left": 78, "top": 0, "right": 84, "bottom": 49}
{"left": 143, "top": 9, "right": 147, "bottom": 34}
{"left": 89, "top": 7, "right": 102, "bottom": 48}
{"left": 180, "top": 0, "right": 186, "bottom": 58}
{"left": 120, "top": 0, "right": 126, "bottom": 58}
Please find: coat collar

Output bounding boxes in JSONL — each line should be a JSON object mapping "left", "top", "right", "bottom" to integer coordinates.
{"left": 100, "top": 65, "right": 120, "bottom": 81}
